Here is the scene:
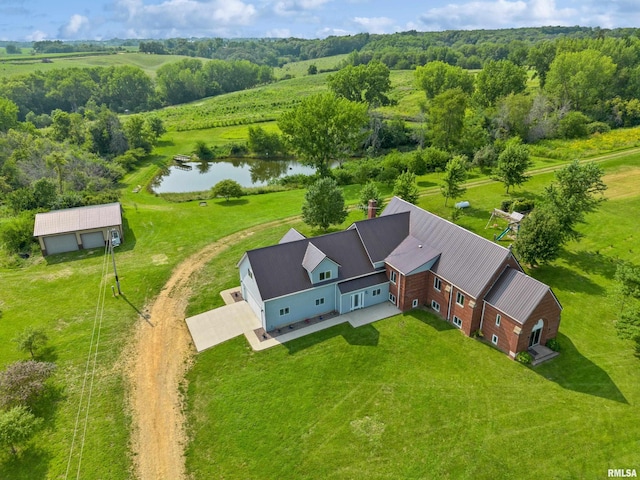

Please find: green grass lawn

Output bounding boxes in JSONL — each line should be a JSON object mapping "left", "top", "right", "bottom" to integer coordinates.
{"left": 183, "top": 156, "right": 640, "bottom": 479}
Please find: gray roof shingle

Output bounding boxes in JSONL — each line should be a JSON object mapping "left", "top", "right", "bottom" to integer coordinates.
{"left": 350, "top": 212, "right": 410, "bottom": 263}
{"left": 247, "top": 229, "right": 375, "bottom": 301}
{"left": 385, "top": 235, "right": 441, "bottom": 275}
{"left": 279, "top": 228, "right": 306, "bottom": 244}
{"left": 485, "top": 267, "right": 560, "bottom": 323}
{"left": 382, "top": 197, "right": 514, "bottom": 298}
{"left": 33, "top": 203, "right": 122, "bottom": 237}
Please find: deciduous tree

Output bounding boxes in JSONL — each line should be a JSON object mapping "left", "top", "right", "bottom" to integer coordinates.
{"left": 393, "top": 171, "right": 419, "bottom": 205}
{"left": 278, "top": 92, "right": 369, "bottom": 176}
{"left": 211, "top": 179, "right": 244, "bottom": 202}
{"left": 513, "top": 206, "right": 563, "bottom": 266}
{"left": 493, "top": 138, "right": 532, "bottom": 193}
{"left": 302, "top": 177, "right": 347, "bottom": 231}
{"left": 415, "top": 61, "right": 474, "bottom": 99}
{"left": 441, "top": 155, "right": 467, "bottom": 206}
{"left": 358, "top": 181, "right": 384, "bottom": 217}
{"left": 474, "top": 60, "right": 527, "bottom": 107}
{"left": 0, "top": 406, "right": 42, "bottom": 455}
{"left": 427, "top": 88, "right": 468, "bottom": 150}
{"left": 328, "top": 61, "right": 392, "bottom": 106}
{"left": 0, "top": 360, "right": 56, "bottom": 410}
{"left": 13, "top": 327, "right": 48, "bottom": 359}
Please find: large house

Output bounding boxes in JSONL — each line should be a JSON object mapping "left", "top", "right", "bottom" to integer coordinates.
{"left": 238, "top": 197, "right": 562, "bottom": 358}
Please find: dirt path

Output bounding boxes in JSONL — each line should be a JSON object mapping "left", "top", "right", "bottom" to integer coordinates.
{"left": 126, "top": 219, "right": 290, "bottom": 480}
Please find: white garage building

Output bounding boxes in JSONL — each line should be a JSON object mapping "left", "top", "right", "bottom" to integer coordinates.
{"left": 33, "top": 202, "right": 123, "bottom": 256}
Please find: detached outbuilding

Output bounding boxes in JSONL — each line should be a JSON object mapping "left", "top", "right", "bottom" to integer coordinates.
{"left": 33, "top": 202, "right": 123, "bottom": 256}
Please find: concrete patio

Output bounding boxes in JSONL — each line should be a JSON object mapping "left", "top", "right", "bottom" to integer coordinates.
{"left": 185, "top": 287, "right": 401, "bottom": 353}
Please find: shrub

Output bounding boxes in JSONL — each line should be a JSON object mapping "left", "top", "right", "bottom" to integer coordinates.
{"left": 229, "top": 143, "right": 249, "bottom": 156}
{"left": 473, "top": 144, "right": 498, "bottom": 170}
{"left": 423, "top": 147, "right": 450, "bottom": 172}
{"left": 274, "top": 173, "right": 316, "bottom": 188}
{"left": 0, "top": 213, "right": 36, "bottom": 254}
{"left": 557, "top": 111, "right": 590, "bottom": 139}
{"left": 332, "top": 168, "right": 354, "bottom": 186}
{"left": 0, "top": 360, "right": 56, "bottom": 410}
{"left": 501, "top": 199, "right": 514, "bottom": 212}
{"left": 586, "top": 121, "right": 611, "bottom": 135}
{"left": 515, "top": 351, "right": 533, "bottom": 364}
{"left": 512, "top": 199, "right": 535, "bottom": 213}
{"left": 546, "top": 338, "right": 560, "bottom": 351}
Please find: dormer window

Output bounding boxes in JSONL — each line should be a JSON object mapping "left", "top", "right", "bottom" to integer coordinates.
{"left": 319, "top": 271, "right": 332, "bottom": 281}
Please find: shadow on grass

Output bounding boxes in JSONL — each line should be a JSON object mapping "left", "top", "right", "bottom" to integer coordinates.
{"left": 560, "top": 250, "right": 619, "bottom": 279}
{"left": 407, "top": 309, "right": 456, "bottom": 332}
{"left": 284, "top": 323, "right": 379, "bottom": 354}
{"left": 530, "top": 263, "right": 605, "bottom": 296}
{"left": 119, "top": 294, "right": 153, "bottom": 325}
{"left": 215, "top": 199, "right": 249, "bottom": 206}
{"left": 0, "top": 445, "right": 52, "bottom": 480}
{"left": 417, "top": 180, "right": 437, "bottom": 188}
{"left": 533, "top": 333, "right": 628, "bottom": 404}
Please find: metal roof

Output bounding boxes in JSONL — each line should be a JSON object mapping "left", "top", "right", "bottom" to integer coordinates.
{"left": 350, "top": 212, "right": 410, "bottom": 263}
{"left": 382, "top": 197, "right": 514, "bottom": 298}
{"left": 484, "top": 267, "right": 559, "bottom": 324}
{"left": 338, "top": 272, "right": 388, "bottom": 294}
{"left": 385, "top": 235, "right": 441, "bottom": 275}
{"left": 246, "top": 229, "right": 376, "bottom": 301}
{"left": 302, "top": 242, "right": 327, "bottom": 272}
{"left": 33, "top": 203, "right": 122, "bottom": 237}
{"left": 279, "top": 228, "right": 306, "bottom": 244}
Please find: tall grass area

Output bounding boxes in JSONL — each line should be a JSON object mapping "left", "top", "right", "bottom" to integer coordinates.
{"left": 183, "top": 156, "right": 640, "bottom": 479}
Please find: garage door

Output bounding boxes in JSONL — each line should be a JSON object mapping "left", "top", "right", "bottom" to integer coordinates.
{"left": 44, "top": 234, "right": 78, "bottom": 255}
{"left": 81, "top": 231, "right": 105, "bottom": 249}
{"left": 243, "top": 287, "right": 262, "bottom": 320}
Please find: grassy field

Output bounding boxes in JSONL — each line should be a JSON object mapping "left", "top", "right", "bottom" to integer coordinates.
{"left": 0, "top": 52, "right": 207, "bottom": 79}
{"left": 1, "top": 50, "right": 640, "bottom": 478}
{"left": 274, "top": 54, "right": 349, "bottom": 79}
{"left": 182, "top": 155, "right": 640, "bottom": 479}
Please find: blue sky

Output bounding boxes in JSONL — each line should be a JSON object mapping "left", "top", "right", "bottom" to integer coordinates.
{"left": 1, "top": 0, "right": 639, "bottom": 42}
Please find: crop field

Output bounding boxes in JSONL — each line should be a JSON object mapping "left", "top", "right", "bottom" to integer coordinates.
{"left": 0, "top": 52, "right": 207, "bottom": 78}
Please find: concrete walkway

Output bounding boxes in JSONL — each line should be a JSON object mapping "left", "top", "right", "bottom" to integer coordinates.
{"left": 185, "top": 287, "right": 401, "bottom": 353}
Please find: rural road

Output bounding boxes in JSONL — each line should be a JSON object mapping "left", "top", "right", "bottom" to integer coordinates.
{"left": 126, "top": 219, "right": 289, "bottom": 480}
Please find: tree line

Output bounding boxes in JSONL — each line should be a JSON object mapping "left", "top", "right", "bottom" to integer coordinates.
{"left": 0, "top": 58, "right": 273, "bottom": 119}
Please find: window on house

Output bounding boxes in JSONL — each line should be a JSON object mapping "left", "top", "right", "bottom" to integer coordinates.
{"left": 372, "top": 288, "right": 381, "bottom": 296}
{"left": 412, "top": 299, "right": 419, "bottom": 308}
{"left": 279, "top": 307, "right": 290, "bottom": 316}
{"left": 496, "top": 314, "right": 501, "bottom": 326}
{"left": 434, "top": 277, "right": 442, "bottom": 292}
{"left": 248, "top": 269, "right": 253, "bottom": 279}
{"left": 492, "top": 334, "right": 499, "bottom": 345}
{"left": 390, "top": 270, "right": 397, "bottom": 284}
{"left": 319, "top": 271, "right": 331, "bottom": 281}
{"left": 453, "top": 316, "right": 462, "bottom": 328}
{"left": 431, "top": 300, "right": 440, "bottom": 312}
{"left": 389, "top": 293, "right": 396, "bottom": 304}
{"left": 315, "top": 298, "right": 324, "bottom": 306}
{"left": 456, "top": 292, "right": 465, "bottom": 307}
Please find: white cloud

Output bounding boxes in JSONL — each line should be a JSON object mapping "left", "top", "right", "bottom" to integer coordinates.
{"left": 112, "top": 0, "right": 257, "bottom": 37}
{"left": 266, "top": 28, "right": 291, "bottom": 37}
{"left": 353, "top": 16, "right": 394, "bottom": 34}
{"left": 26, "top": 30, "right": 48, "bottom": 41}
{"left": 60, "top": 14, "right": 90, "bottom": 38}
{"left": 273, "top": 0, "right": 331, "bottom": 16}
{"left": 420, "top": 0, "right": 576, "bottom": 30}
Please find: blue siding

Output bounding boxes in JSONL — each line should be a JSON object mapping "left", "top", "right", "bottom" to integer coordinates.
{"left": 310, "top": 257, "right": 339, "bottom": 284}
{"left": 339, "top": 282, "right": 389, "bottom": 314}
{"left": 264, "top": 284, "right": 336, "bottom": 331}
{"left": 239, "top": 255, "right": 265, "bottom": 325}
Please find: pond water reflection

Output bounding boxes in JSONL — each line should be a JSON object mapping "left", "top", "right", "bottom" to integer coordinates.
{"left": 153, "top": 158, "right": 318, "bottom": 193}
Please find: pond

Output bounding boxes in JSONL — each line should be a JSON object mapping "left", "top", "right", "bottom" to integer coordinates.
{"left": 152, "top": 158, "right": 318, "bottom": 193}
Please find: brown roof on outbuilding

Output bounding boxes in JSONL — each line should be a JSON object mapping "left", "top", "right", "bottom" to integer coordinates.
{"left": 484, "top": 267, "right": 561, "bottom": 324}
{"left": 382, "top": 197, "right": 515, "bottom": 298}
{"left": 33, "top": 203, "right": 122, "bottom": 237}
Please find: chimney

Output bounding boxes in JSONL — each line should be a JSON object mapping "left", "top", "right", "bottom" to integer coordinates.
{"left": 367, "top": 199, "right": 377, "bottom": 219}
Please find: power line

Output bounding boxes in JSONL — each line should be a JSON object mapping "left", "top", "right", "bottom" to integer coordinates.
{"left": 64, "top": 242, "right": 110, "bottom": 479}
